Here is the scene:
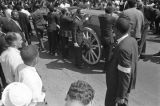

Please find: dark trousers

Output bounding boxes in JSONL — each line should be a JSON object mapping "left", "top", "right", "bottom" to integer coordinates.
{"left": 155, "top": 16, "right": 160, "bottom": 33}
{"left": 74, "top": 46, "right": 83, "bottom": 66}
{"left": 61, "top": 37, "right": 69, "bottom": 57}
{"left": 47, "top": 30, "right": 58, "bottom": 53}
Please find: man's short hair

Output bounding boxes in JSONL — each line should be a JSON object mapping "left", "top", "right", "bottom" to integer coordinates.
{"left": 5, "top": 32, "right": 19, "bottom": 46}
{"left": 115, "top": 16, "right": 130, "bottom": 35}
{"left": 20, "top": 45, "right": 38, "bottom": 63}
{"left": 15, "top": 5, "right": 22, "bottom": 11}
{"left": 66, "top": 80, "right": 95, "bottom": 105}
{"left": 105, "top": 6, "right": 114, "bottom": 14}
{"left": 127, "top": 0, "right": 136, "bottom": 8}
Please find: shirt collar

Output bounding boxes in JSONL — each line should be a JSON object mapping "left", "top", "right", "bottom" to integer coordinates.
{"left": 8, "top": 47, "right": 20, "bottom": 53}
{"left": 117, "top": 34, "right": 128, "bottom": 44}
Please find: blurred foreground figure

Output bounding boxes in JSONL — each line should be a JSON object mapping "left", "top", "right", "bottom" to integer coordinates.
{"left": 17, "top": 45, "right": 46, "bottom": 106}
{"left": 1, "top": 82, "right": 32, "bottom": 106}
{"left": 105, "top": 17, "right": 138, "bottom": 106}
{"left": 65, "top": 80, "right": 95, "bottom": 106}
{"left": 0, "top": 32, "right": 23, "bottom": 84}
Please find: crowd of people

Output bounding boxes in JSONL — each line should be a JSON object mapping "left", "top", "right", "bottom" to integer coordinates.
{"left": 0, "top": 0, "right": 159, "bottom": 106}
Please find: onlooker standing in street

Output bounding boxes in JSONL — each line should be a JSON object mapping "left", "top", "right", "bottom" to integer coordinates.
{"left": 17, "top": 45, "right": 45, "bottom": 106}
{"left": 32, "top": 5, "right": 47, "bottom": 51}
{"left": 0, "top": 32, "right": 23, "bottom": 84}
{"left": 105, "top": 17, "right": 138, "bottom": 106}
{"left": 60, "top": 8, "right": 73, "bottom": 58}
{"left": 1, "top": 10, "right": 26, "bottom": 45}
{"left": 16, "top": 5, "right": 32, "bottom": 45}
{"left": 47, "top": 6, "right": 59, "bottom": 55}
{"left": 121, "top": 0, "right": 144, "bottom": 54}
{"left": 99, "top": 6, "right": 116, "bottom": 67}
{"left": 65, "top": 80, "right": 95, "bottom": 106}
{"left": 72, "top": 9, "right": 84, "bottom": 69}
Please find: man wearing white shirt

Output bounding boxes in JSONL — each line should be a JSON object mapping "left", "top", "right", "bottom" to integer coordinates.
{"left": 0, "top": 32, "right": 23, "bottom": 84}
{"left": 17, "top": 45, "right": 45, "bottom": 106}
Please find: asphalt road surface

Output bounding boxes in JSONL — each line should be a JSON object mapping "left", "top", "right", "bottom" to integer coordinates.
{"left": 34, "top": 33, "right": 160, "bottom": 106}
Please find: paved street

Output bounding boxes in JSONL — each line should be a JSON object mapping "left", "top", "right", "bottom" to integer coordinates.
{"left": 35, "top": 33, "right": 160, "bottom": 106}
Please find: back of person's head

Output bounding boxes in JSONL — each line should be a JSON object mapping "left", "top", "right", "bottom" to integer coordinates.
{"left": 61, "top": 8, "right": 67, "bottom": 15}
{"left": 2, "top": 82, "right": 32, "bottom": 106}
{"left": 20, "top": 45, "right": 38, "bottom": 66}
{"left": 48, "top": 6, "right": 55, "bottom": 12}
{"left": 114, "top": 15, "right": 130, "bottom": 35}
{"left": 8, "top": 4, "right": 13, "bottom": 9}
{"left": 105, "top": 6, "right": 114, "bottom": 14}
{"left": 15, "top": 5, "right": 22, "bottom": 11}
{"left": 127, "top": 0, "right": 136, "bottom": 8}
{"left": 76, "top": 9, "right": 81, "bottom": 14}
{"left": 5, "top": 32, "right": 18, "bottom": 47}
{"left": 66, "top": 80, "right": 95, "bottom": 106}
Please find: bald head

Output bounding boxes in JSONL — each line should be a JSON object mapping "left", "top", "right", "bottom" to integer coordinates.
{"left": 5, "top": 32, "right": 23, "bottom": 48}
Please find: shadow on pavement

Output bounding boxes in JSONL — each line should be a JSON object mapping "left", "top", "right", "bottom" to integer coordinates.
{"left": 46, "top": 56, "right": 105, "bottom": 74}
{"left": 142, "top": 54, "right": 160, "bottom": 64}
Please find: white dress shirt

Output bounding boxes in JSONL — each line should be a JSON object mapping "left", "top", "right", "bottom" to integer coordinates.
{"left": 17, "top": 64, "right": 45, "bottom": 103}
{"left": 0, "top": 47, "right": 23, "bottom": 83}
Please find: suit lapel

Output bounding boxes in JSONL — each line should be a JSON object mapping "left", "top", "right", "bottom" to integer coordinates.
{"left": 10, "top": 19, "right": 22, "bottom": 31}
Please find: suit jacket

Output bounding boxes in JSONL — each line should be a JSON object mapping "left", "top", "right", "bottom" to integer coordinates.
{"left": 99, "top": 14, "right": 116, "bottom": 46}
{"left": 47, "top": 11, "right": 59, "bottom": 32}
{"left": 60, "top": 15, "right": 73, "bottom": 31}
{"left": 106, "top": 36, "right": 138, "bottom": 99}
{"left": 1, "top": 19, "right": 26, "bottom": 41}
{"left": 122, "top": 8, "right": 144, "bottom": 39}
{"left": 18, "top": 12, "right": 31, "bottom": 38}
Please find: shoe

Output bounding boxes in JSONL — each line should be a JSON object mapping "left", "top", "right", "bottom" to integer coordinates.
{"left": 153, "top": 52, "right": 160, "bottom": 56}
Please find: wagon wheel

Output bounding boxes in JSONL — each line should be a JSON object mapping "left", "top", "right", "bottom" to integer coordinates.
{"left": 81, "top": 27, "right": 101, "bottom": 65}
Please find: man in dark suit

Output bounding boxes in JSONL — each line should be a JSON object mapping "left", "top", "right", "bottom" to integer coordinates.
{"left": 99, "top": 6, "right": 116, "bottom": 66}
{"left": 47, "top": 6, "right": 59, "bottom": 55}
{"left": 72, "top": 9, "right": 84, "bottom": 69}
{"left": 105, "top": 17, "right": 138, "bottom": 106}
{"left": 1, "top": 10, "right": 26, "bottom": 43}
{"left": 59, "top": 8, "right": 73, "bottom": 58}
{"left": 16, "top": 5, "right": 32, "bottom": 45}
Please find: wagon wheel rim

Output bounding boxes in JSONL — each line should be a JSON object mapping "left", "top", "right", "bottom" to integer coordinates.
{"left": 82, "top": 27, "right": 101, "bottom": 65}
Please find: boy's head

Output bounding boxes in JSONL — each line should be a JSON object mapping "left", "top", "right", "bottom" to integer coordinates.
{"left": 20, "top": 45, "right": 39, "bottom": 66}
{"left": 65, "top": 80, "right": 95, "bottom": 106}
{"left": 114, "top": 16, "right": 130, "bottom": 39}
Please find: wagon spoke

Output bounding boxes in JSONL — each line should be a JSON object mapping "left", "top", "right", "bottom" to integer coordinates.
{"left": 88, "top": 51, "right": 91, "bottom": 62}
{"left": 91, "top": 49, "right": 98, "bottom": 60}
{"left": 91, "top": 38, "right": 96, "bottom": 44}
{"left": 85, "top": 51, "right": 89, "bottom": 59}
{"left": 90, "top": 51, "right": 95, "bottom": 62}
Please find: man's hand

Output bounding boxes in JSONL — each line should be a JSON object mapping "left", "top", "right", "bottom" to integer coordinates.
{"left": 115, "top": 97, "right": 125, "bottom": 105}
{"left": 74, "top": 43, "right": 79, "bottom": 47}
